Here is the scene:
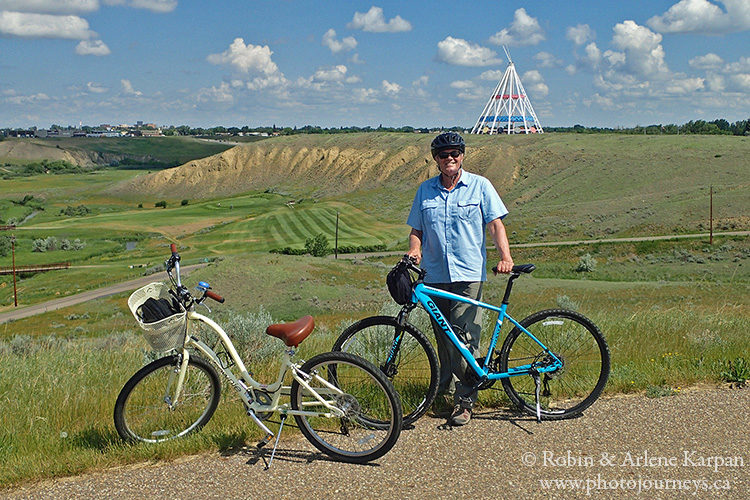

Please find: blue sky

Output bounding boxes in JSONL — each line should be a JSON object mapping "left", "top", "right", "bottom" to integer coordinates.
{"left": 1, "top": 1, "right": 748, "bottom": 129}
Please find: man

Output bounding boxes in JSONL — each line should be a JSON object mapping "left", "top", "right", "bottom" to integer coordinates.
{"left": 406, "top": 131, "right": 513, "bottom": 426}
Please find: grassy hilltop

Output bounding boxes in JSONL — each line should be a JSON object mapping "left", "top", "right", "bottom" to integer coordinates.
{"left": 0, "top": 132, "right": 748, "bottom": 487}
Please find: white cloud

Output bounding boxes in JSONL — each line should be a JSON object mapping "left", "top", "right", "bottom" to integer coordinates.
{"left": 313, "top": 65, "right": 349, "bottom": 82}
{"left": 566, "top": 24, "right": 594, "bottom": 45}
{"left": 121, "top": 79, "right": 143, "bottom": 96}
{"left": 724, "top": 56, "right": 750, "bottom": 73}
{"left": 647, "top": 0, "right": 750, "bottom": 34}
{"left": 85, "top": 81, "right": 107, "bottom": 93}
{"left": 479, "top": 69, "right": 504, "bottom": 81}
{"left": 76, "top": 39, "right": 110, "bottom": 55}
{"left": 197, "top": 81, "right": 233, "bottom": 104}
{"left": 522, "top": 70, "right": 549, "bottom": 96}
{"left": 352, "top": 87, "right": 378, "bottom": 103}
{"left": 449, "top": 80, "right": 474, "bottom": 89}
{"left": 322, "top": 28, "right": 357, "bottom": 53}
{"left": 664, "top": 77, "right": 705, "bottom": 94}
{"left": 348, "top": 6, "right": 411, "bottom": 33}
{"left": 689, "top": 53, "right": 724, "bottom": 69}
{"left": 727, "top": 73, "right": 750, "bottom": 91}
{"left": 207, "top": 38, "right": 280, "bottom": 76}
{"left": 0, "top": 11, "right": 94, "bottom": 39}
{"left": 436, "top": 36, "right": 502, "bottom": 67}
{"left": 382, "top": 80, "right": 401, "bottom": 94}
{"left": 611, "top": 21, "right": 669, "bottom": 78}
{"left": 534, "top": 51, "right": 562, "bottom": 68}
{"left": 583, "top": 93, "right": 615, "bottom": 109}
{"left": 103, "top": 0, "right": 177, "bottom": 13}
{"left": 412, "top": 75, "right": 429, "bottom": 86}
{"left": 489, "top": 8, "right": 545, "bottom": 46}
{"left": 4, "top": 92, "right": 50, "bottom": 104}
{"left": 0, "top": 0, "right": 99, "bottom": 14}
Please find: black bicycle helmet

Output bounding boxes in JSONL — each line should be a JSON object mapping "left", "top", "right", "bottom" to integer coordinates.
{"left": 431, "top": 132, "right": 465, "bottom": 157}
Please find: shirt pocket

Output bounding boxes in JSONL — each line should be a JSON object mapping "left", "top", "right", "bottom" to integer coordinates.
{"left": 457, "top": 198, "right": 480, "bottom": 221}
{"left": 421, "top": 199, "right": 439, "bottom": 212}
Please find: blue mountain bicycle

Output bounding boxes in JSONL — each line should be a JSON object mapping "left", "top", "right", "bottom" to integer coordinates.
{"left": 333, "top": 256, "right": 610, "bottom": 424}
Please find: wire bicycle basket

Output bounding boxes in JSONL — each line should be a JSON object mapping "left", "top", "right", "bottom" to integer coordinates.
{"left": 128, "top": 282, "right": 187, "bottom": 351}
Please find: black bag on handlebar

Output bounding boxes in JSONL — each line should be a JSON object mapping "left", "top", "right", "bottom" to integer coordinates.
{"left": 138, "top": 297, "right": 181, "bottom": 324}
{"left": 386, "top": 263, "right": 414, "bottom": 305}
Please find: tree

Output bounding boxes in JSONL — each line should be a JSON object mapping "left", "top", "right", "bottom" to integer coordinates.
{"left": 305, "top": 233, "right": 331, "bottom": 257}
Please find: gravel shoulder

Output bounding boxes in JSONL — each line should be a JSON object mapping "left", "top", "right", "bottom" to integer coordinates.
{"left": 3, "top": 386, "right": 748, "bottom": 499}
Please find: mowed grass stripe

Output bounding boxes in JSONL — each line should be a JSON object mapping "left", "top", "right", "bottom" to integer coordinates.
{"left": 275, "top": 209, "right": 315, "bottom": 244}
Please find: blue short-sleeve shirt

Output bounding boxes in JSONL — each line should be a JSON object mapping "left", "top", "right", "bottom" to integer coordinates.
{"left": 406, "top": 170, "right": 508, "bottom": 283}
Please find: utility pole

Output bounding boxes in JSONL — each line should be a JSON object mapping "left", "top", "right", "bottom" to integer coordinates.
{"left": 11, "top": 235, "right": 17, "bottom": 307}
{"left": 709, "top": 185, "right": 714, "bottom": 245}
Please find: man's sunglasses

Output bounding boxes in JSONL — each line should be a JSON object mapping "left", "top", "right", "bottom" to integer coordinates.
{"left": 436, "top": 150, "right": 462, "bottom": 159}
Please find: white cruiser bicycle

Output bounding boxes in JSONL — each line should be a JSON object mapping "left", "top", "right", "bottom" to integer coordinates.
{"left": 114, "top": 245, "right": 402, "bottom": 466}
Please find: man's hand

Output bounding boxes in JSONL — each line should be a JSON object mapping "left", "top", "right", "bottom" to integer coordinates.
{"left": 493, "top": 259, "right": 514, "bottom": 275}
{"left": 406, "top": 249, "right": 422, "bottom": 265}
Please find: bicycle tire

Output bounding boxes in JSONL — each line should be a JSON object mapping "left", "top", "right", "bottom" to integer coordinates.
{"left": 290, "top": 351, "right": 402, "bottom": 464}
{"left": 333, "top": 315, "right": 438, "bottom": 425}
{"left": 114, "top": 354, "right": 221, "bottom": 443}
{"left": 498, "top": 309, "right": 610, "bottom": 420}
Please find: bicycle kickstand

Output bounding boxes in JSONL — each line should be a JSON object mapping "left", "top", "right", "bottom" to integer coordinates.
{"left": 532, "top": 371, "right": 542, "bottom": 423}
{"left": 264, "top": 414, "right": 287, "bottom": 470}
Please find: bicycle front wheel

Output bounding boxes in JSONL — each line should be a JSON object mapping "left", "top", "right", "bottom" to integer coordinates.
{"left": 114, "top": 354, "right": 221, "bottom": 443}
{"left": 333, "top": 316, "right": 438, "bottom": 425}
{"left": 499, "top": 309, "right": 610, "bottom": 420}
{"left": 290, "top": 351, "right": 402, "bottom": 464}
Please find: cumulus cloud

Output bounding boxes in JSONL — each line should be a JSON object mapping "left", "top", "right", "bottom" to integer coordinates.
{"left": 4, "top": 92, "right": 50, "bottom": 104}
{"left": 313, "top": 65, "right": 349, "bottom": 82}
{"left": 382, "top": 80, "right": 401, "bottom": 94}
{"left": 322, "top": 28, "right": 357, "bottom": 53}
{"left": 647, "top": 0, "right": 750, "bottom": 34}
{"left": 664, "top": 77, "right": 705, "bottom": 94}
{"left": 197, "top": 81, "right": 233, "bottom": 104}
{"left": 522, "top": 70, "right": 549, "bottom": 96}
{"left": 412, "top": 75, "right": 428, "bottom": 86}
{"left": 449, "top": 80, "right": 474, "bottom": 89}
{"left": 348, "top": 6, "right": 411, "bottom": 33}
{"left": 566, "top": 24, "right": 594, "bottom": 45}
{"left": 689, "top": 53, "right": 724, "bottom": 69}
{"left": 611, "top": 21, "right": 669, "bottom": 78}
{"left": 76, "top": 39, "right": 110, "bottom": 55}
{"left": 103, "top": 0, "right": 177, "bottom": 13}
{"left": 352, "top": 87, "right": 378, "bottom": 103}
{"left": 207, "top": 38, "right": 281, "bottom": 78}
{"left": 121, "top": 79, "right": 143, "bottom": 96}
{"left": 489, "top": 8, "right": 545, "bottom": 46}
{"left": 479, "top": 69, "right": 504, "bottom": 81}
{"left": 436, "top": 36, "right": 502, "bottom": 67}
{"left": 534, "top": 51, "right": 562, "bottom": 68}
{"left": 0, "top": 11, "right": 95, "bottom": 39}
{"left": 0, "top": 0, "right": 99, "bottom": 14}
{"left": 86, "top": 81, "right": 107, "bottom": 93}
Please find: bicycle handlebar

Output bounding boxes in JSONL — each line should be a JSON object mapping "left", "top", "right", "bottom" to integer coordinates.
{"left": 165, "top": 244, "right": 225, "bottom": 306}
{"left": 205, "top": 290, "right": 225, "bottom": 303}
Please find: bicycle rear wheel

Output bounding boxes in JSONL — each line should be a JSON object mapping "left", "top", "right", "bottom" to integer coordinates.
{"left": 499, "top": 309, "right": 610, "bottom": 420}
{"left": 114, "top": 354, "right": 221, "bottom": 443}
{"left": 333, "top": 316, "right": 438, "bottom": 425}
{"left": 290, "top": 351, "right": 402, "bottom": 464}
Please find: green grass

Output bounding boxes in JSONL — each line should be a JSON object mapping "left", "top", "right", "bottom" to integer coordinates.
{"left": 0, "top": 132, "right": 748, "bottom": 487}
{"left": 1, "top": 253, "right": 748, "bottom": 487}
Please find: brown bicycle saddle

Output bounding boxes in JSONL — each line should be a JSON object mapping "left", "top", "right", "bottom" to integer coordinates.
{"left": 265, "top": 315, "right": 315, "bottom": 347}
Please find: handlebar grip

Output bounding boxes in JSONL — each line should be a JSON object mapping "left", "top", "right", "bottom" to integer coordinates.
{"left": 170, "top": 243, "right": 178, "bottom": 255}
{"left": 205, "top": 290, "right": 225, "bottom": 303}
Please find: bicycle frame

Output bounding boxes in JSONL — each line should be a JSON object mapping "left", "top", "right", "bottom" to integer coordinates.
{"left": 169, "top": 310, "right": 347, "bottom": 436}
{"left": 411, "top": 282, "right": 563, "bottom": 385}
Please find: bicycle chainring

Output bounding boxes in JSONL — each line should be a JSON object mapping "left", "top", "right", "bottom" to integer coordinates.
{"left": 252, "top": 390, "right": 274, "bottom": 421}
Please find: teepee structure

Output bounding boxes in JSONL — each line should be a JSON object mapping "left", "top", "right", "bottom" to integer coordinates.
{"left": 470, "top": 47, "right": 543, "bottom": 135}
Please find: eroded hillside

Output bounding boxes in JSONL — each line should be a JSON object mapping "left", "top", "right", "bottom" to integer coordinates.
{"left": 116, "top": 133, "right": 522, "bottom": 199}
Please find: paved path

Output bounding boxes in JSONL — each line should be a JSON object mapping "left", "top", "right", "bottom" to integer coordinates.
{"left": 3, "top": 386, "right": 748, "bottom": 499}
{"left": 333, "top": 231, "right": 749, "bottom": 260}
{"left": 0, "top": 264, "right": 205, "bottom": 324}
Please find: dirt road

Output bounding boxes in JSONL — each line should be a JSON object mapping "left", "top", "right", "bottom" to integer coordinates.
{"left": 3, "top": 386, "right": 748, "bottom": 499}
